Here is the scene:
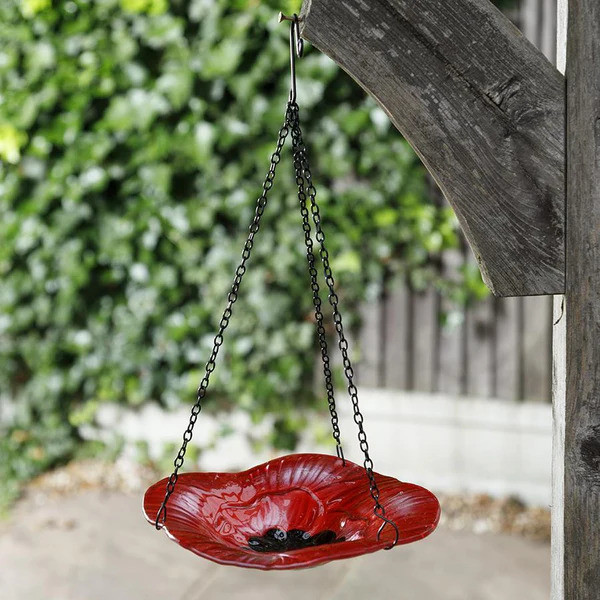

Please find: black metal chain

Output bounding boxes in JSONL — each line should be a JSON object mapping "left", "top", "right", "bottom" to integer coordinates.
{"left": 286, "top": 103, "right": 399, "bottom": 547}
{"left": 154, "top": 116, "right": 291, "bottom": 530}
{"left": 289, "top": 102, "right": 344, "bottom": 462}
{"left": 156, "top": 12, "right": 398, "bottom": 547}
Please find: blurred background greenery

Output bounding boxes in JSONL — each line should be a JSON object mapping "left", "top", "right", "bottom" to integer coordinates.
{"left": 0, "top": 0, "right": 514, "bottom": 510}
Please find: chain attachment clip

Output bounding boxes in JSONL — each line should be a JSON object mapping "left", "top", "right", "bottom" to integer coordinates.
{"left": 279, "top": 13, "right": 303, "bottom": 103}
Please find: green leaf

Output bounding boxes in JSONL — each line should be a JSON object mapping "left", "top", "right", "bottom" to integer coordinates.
{"left": 201, "top": 39, "right": 245, "bottom": 78}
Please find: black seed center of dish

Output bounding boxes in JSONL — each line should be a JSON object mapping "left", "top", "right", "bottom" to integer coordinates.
{"left": 247, "top": 528, "right": 345, "bottom": 553}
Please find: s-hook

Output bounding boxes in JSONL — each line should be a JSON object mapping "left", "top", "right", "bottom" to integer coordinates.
{"left": 278, "top": 12, "right": 303, "bottom": 103}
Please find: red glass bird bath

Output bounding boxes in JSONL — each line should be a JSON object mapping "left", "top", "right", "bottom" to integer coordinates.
{"left": 146, "top": 17, "right": 441, "bottom": 570}
{"left": 144, "top": 453, "right": 440, "bottom": 570}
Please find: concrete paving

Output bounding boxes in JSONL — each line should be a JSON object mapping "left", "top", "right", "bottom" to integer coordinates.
{"left": 0, "top": 490, "right": 550, "bottom": 600}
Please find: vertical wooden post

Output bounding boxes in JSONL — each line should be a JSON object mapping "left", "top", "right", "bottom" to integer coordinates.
{"left": 554, "top": 0, "right": 600, "bottom": 597}
{"left": 552, "top": 290, "right": 566, "bottom": 600}
{"left": 551, "top": 7, "right": 567, "bottom": 600}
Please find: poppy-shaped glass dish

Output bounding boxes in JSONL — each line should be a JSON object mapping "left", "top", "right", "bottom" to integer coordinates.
{"left": 143, "top": 453, "right": 440, "bottom": 570}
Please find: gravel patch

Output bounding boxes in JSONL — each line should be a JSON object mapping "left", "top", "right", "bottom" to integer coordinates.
{"left": 437, "top": 492, "right": 550, "bottom": 542}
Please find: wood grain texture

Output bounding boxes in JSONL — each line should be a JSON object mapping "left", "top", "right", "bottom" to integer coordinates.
{"left": 564, "top": 0, "right": 600, "bottom": 596}
{"left": 300, "top": 0, "right": 565, "bottom": 297}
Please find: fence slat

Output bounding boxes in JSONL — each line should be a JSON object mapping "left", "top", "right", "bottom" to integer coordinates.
{"left": 383, "top": 283, "right": 410, "bottom": 389}
{"left": 522, "top": 296, "right": 553, "bottom": 402}
{"left": 540, "top": 0, "right": 558, "bottom": 60}
{"left": 465, "top": 296, "right": 494, "bottom": 397}
{"left": 358, "top": 300, "right": 382, "bottom": 387}
{"left": 437, "top": 296, "right": 464, "bottom": 396}
{"left": 411, "top": 288, "right": 437, "bottom": 392}
{"left": 494, "top": 297, "right": 521, "bottom": 401}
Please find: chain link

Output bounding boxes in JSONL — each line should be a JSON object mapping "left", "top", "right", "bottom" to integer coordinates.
{"left": 154, "top": 116, "right": 291, "bottom": 529}
{"left": 287, "top": 106, "right": 398, "bottom": 545}
{"left": 155, "top": 92, "right": 398, "bottom": 546}
{"left": 288, "top": 103, "right": 344, "bottom": 462}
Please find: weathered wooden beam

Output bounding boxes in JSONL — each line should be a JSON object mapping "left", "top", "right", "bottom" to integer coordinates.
{"left": 562, "top": 0, "right": 600, "bottom": 596}
{"left": 299, "top": 0, "right": 565, "bottom": 297}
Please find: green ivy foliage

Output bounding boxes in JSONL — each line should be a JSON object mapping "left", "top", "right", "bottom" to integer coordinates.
{"left": 0, "top": 0, "right": 470, "bottom": 503}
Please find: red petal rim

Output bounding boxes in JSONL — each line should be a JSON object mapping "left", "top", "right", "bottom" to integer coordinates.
{"left": 143, "top": 453, "right": 440, "bottom": 570}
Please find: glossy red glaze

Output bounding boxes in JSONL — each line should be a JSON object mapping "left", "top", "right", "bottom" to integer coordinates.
{"left": 143, "top": 453, "right": 440, "bottom": 570}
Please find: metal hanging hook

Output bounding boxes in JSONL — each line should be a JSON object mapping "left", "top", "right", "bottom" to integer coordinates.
{"left": 375, "top": 506, "right": 400, "bottom": 550}
{"left": 278, "top": 12, "right": 303, "bottom": 57}
{"left": 279, "top": 12, "right": 304, "bottom": 103}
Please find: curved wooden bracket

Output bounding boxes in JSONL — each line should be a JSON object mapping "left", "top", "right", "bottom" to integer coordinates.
{"left": 300, "top": 0, "right": 565, "bottom": 297}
